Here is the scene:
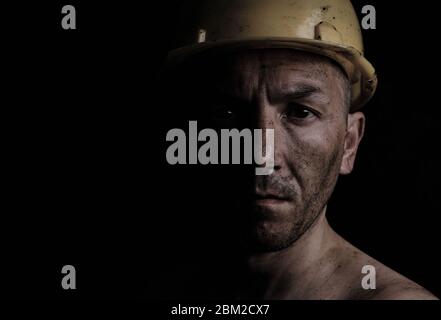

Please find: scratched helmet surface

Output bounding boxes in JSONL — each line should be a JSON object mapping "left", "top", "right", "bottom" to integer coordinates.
{"left": 165, "top": 0, "right": 377, "bottom": 110}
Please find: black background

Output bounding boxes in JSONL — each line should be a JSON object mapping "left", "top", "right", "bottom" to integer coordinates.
{"left": 2, "top": 1, "right": 440, "bottom": 301}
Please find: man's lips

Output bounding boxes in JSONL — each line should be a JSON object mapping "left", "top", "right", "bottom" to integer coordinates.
{"left": 251, "top": 193, "right": 290, "bottom": 204}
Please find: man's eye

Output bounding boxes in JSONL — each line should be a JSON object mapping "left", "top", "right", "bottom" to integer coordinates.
{"left": 212, "top": 106, "right": 237, "bottom": 120}
{"left": 285, "top": 103, "right": 316, "bottom": 120}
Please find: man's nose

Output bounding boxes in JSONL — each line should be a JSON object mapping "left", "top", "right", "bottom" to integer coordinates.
{"left": 253, "top": 102, "right": 282, "bottom": 172}
{"left": 255, "top": 104, "right": 276, "bottom": 129}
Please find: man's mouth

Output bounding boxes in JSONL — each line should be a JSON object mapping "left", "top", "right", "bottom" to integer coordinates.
{"left": 251, "top": 192, "right": 290, "bottom": 205}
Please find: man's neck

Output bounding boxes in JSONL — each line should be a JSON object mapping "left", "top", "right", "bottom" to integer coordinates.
{"left": 237, "top": 208, "right": 342, "bottom": 299}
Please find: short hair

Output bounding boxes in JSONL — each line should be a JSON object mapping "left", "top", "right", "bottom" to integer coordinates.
{"left": 333, "top": 61, "right": 352, "bottom": 114}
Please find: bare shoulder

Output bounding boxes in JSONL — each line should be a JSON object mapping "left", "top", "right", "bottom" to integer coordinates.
{"left": 333, "top": 235, "right": 439, "bottom": 300}
{"left": 371, "top": 281, "right": 438, "bottom": 300}
{"left": 368, "top": 261, "right": 438, "bottom": 300}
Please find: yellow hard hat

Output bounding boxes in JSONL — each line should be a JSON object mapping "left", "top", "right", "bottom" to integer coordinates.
{"left": 165, "top": 0, "right": 377, "bottom": 111}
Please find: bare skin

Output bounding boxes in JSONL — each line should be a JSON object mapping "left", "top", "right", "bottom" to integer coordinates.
{"left": 197, "top": 49, "right": 438, "bottom": 300}
{"left": 237, "top": 211, "right": 437, "bottom": 300}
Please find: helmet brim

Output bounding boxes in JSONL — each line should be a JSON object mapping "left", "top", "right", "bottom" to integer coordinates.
{"left": 165, "top": 37, "right": 377, "bottom": 111}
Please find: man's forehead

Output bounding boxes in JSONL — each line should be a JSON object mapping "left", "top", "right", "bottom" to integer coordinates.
{"left": 208, "top": 49, "right": 337, "bottom": 97}
{"left": 224, "top": 49, "right": 330, "bottom": 67}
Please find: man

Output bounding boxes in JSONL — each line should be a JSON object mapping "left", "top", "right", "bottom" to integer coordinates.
{"left": 164, "top": 0, "right": 438, "bottom": 300}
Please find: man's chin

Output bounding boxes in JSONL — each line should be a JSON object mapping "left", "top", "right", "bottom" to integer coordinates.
{"left": 235, "top": 199, "right": 304, "bottom": 252}
{"left": 243, "top": 221, "right": 299, "bottom": 253}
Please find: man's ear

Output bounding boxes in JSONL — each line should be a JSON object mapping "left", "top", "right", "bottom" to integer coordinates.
{"left": 340, "top": 112, "right": 365, "bottom": 175}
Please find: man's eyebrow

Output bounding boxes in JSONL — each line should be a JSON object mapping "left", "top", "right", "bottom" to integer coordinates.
{"left": 276, "top": 84, "right": 322, "bottom": 100}
{"left": 210, "top": 83, "right": 323, "bottom": 104}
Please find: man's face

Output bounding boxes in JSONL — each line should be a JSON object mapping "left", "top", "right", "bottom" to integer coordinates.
{"left": 186, "top": 49, "right": 363, "bottom": 252}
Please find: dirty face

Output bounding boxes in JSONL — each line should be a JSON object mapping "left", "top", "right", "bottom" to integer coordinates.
{"left": 185, "top": 49, "right": 364, "bottom": 252}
